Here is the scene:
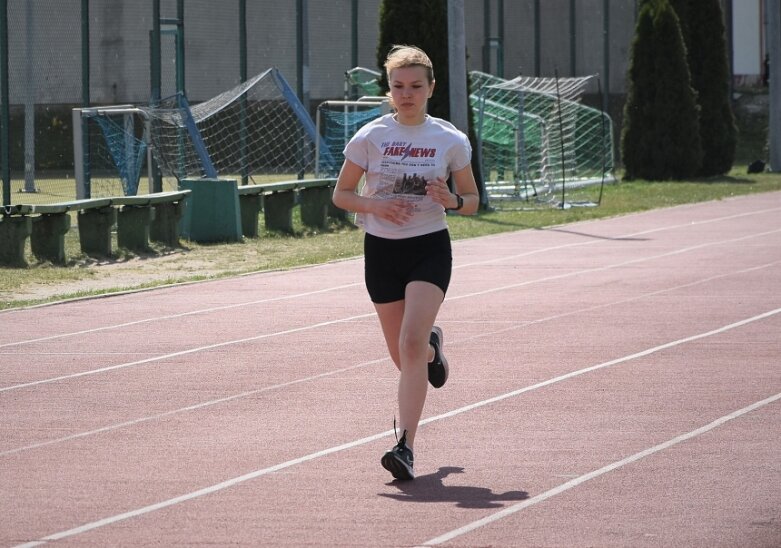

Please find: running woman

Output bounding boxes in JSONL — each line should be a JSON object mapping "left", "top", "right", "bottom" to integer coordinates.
{"left": 332, "top": 45, "right": 479, "bottom": 480}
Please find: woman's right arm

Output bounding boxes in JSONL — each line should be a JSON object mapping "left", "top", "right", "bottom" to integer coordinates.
{"left": 332, "top": 160, "right": 372, "bottom": 213}
{"left": 332, "top": 160, "right": 413, "bottom": 226}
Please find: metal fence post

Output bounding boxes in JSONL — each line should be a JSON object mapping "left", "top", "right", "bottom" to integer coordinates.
{"left": 1, "top": 0, "right": 9, "bottom": 206}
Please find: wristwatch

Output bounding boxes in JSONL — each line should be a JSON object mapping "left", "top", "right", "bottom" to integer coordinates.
{"left": 446, "top": 193, "right": 463, "bottom": 211}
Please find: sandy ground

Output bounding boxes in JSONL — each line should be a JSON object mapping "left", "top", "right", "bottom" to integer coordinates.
{"left": 5, "top": 251, "right": 230, "bottom": 306}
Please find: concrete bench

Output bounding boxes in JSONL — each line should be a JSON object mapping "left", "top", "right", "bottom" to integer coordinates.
{"left": 0, "top": 190, "right": 190, "bottom": 266}
{"left": 112, "top": 191, "right": 191, "bottom": 252}
{"left": 237, "top": 178, "right": 342, "bottom": 235}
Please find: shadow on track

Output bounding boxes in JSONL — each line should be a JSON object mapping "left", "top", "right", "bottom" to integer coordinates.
{"left": 379, "top": 466, "right": 529, "bottom": 509}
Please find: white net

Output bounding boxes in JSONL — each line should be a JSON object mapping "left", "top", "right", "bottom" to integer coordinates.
{"left": 470, "top": 71, "right": 614, "bottom": 209}
{"left": 143, "top": 68, "right": 319, "bottom": 185}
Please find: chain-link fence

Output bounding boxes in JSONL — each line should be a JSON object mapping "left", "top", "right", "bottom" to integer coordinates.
{"left": 2, "top": 0, "right": 649, "bottom": 206}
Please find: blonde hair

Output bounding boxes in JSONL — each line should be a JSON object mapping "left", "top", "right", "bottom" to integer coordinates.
{"left": 383, "top": 45, "right": 435, "bottom": 84}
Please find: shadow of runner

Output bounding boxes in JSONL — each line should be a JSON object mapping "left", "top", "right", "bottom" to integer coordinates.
{"left": 379, "top": 466, "right": 529, "bottom": 509}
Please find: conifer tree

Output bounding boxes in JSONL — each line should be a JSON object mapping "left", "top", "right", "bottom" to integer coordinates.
{"left": 621, "top": 0, "right": 702, "bottom": 180}
{"left": 670, "top": 0, "right": 737, "bottom": 176}
{"left": 377, "top": 0, "right": 450, "bottom": 120}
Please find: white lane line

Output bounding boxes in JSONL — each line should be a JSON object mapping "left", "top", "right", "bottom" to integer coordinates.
{"left": 449, "top": 228, "right": 781, "bottom": 303}
{"left": 4, "top": 259, "right": 777, "bottom": 458}
{"left": 0, "top": 283, "right": 362, "bottom": 350}
{"left": 3, "top": 203, "right": 779, "bottom": 349}
{"left": 12, "top": 306, "right": 781, "bottom": 548}
{"left": 0, "top": 357, "right": 389, "bottom": 458}
{"left": 2, "top": 227, "right": 779, "bottom": 392}
{"left": 0, "top": 312, "right": 376, "bottom": 393}
{"left": 456, "top": 205, "right": 781, "bottom": 269}
{"left": 419, "top": 391, "right": 781, "bottom": 547}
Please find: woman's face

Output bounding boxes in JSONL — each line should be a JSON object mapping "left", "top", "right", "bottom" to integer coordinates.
{"left": 388, "top": 65, "right": 435, "bottom": 124}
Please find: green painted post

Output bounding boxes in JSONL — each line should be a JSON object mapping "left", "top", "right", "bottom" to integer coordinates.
{"left": 497, "top": 0, "right": 504, "bottom": 78}
{"left": 483, "top": 0, "right": 490, "bottom": 73}
{"left": 176, "top": 0, "right": 185, "bottom": 95}
{"left": 603, "top": 0, "right": 610, "bottom": 116}
{"left": 150, "top": 0, "right": 163, "bottom": 192}
{"left": 296, "top": 0, "right": 309, "bottom": 179}
{"left": 534, "top": 0, "right": 541, "bottom": 76}
{"left": 81, "top": 0, "right": 91, "bottom": 198}
{"left": 151, "top": 0, "right": 161, "bottom": 103}
{"left": 239, "top": 0, "right": 248, "bottom": 186}
{"left": 351, "top": 0, "right": 358, "bottom": 69}
{"left": 570, "top": 0, "right": 576, "bottom": 76}
{"left": 1, "top": 0, "right": 9, "bottom": 206}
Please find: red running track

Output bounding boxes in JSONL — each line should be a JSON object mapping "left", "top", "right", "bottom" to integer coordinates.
{"left": 1, "top": 192, "right": 780, "bottom": 547}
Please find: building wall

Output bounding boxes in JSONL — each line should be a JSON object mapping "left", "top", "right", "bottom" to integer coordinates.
{"left": 8, "top": 0, "right": 643, "bottom": 107}
{"left": 6, "top": 0, "right": 764, "bottom": 106}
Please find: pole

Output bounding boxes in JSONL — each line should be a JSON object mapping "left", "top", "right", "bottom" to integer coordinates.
{"left": 81, "top": 0, "right": 91, "bottom": 198}
{"left": 239, "top": 0, "right": 248, "bottom": 185}
{"left": 483, "top": 0, "right": 490, "bottom": 73}
{"left": 447, "top": 0, "right": 468, "bottom": 134}
{"left": 351, "top": 0, "right": 358, "bottom": 70}
{"left": 602, "top": 0, "right": 611, "bottom": 117}
{"left": 176, "top": 0, "right": 184, "bottom": 95}
{"left": 769, "top": 0, "right": 781, "bottom": 171}
{"left": 0, "top": 0, "right": 9, "bottom": 206}
{"left": 497, "top": 0, "right": 504, "bottom": 77}
{"left": 149, "top": 0, "right": 163, "bottom": 191}
{"left": 24, "top": 0, "right": 36, "bottom": 193}
{"left": 151, "top": 0, "right": 161, "bottom": 104}
{"left": 534, "top": 0, "right": 541, "bottom": 76}
{"left": 569, "top": 0, "right": 576, "bottom": 76}
{"left": 296, "top": 0, "right": 309, "bottom": 178}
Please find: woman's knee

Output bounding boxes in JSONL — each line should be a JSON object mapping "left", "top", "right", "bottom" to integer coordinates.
{"left": 398, "top": 330, "right": 430, "bottom": 364}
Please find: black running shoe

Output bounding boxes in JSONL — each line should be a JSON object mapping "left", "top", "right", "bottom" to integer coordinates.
{"left": 428, "top": 326, "right": 449, "bottom": 388}
{"left": 381, "top": 430, "right": 414, "bottom": 480}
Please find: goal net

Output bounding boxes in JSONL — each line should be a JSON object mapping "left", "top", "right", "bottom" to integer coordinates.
{"left": 143, "top": 68, "right": 323, "bottom": 185}
{"left": 74, "top": 68, "right": 325, "bottom": 199}
{"left": 315, "top": 99, "right": 388, "bottom": 177}
{"left": 470, "top": 71, "right": 615, "bottom": 209}
{"left": 345, "top": 67, "right": 383, "bottom": 99}
{"left": 73, "top": 106, "right": 152, "bottom": 199}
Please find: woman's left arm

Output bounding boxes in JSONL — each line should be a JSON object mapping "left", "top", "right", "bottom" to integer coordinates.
{"left": 425, "top": 165, "right": 480, "bottom": 215}
{"left": 448, "top": 164, "right": 480, "bottom": 215}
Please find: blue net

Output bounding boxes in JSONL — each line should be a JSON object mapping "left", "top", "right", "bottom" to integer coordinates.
{"left": 93, "top": 115, "right": 148, "bottom": 196}
{"left": 317, "top": 105, "right": 382, "bottom": 176}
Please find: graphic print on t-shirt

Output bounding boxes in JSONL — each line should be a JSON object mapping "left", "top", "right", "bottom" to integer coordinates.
{"left": 378, "top": 140, "right": 438, "bottom": 200}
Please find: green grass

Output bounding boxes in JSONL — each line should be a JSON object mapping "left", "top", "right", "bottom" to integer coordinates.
{"left": 2, "top": 167, "right": 780, "bottom": 311}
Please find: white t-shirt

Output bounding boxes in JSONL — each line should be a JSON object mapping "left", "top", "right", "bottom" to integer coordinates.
{"left": 343, "top": 113, "right": 472, "bottom": 239}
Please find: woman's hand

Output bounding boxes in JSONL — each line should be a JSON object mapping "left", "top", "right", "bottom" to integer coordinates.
{"left": 370, "top": 198, "right": 415, "bottom": 226}
{"left": 425, "top": 177, "right": 458, "bottom": 210}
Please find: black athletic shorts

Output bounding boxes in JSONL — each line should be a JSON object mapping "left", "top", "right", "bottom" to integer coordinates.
{"left": 364, "top": 229, "right": 452, "bottom": 304}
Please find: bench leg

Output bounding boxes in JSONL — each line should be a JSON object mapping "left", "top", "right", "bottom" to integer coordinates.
{"left": 151, "top": 200, "right": 186, "bottom": 246}
{"left": 263, "top": 191, "right": 295, "bottom": 233}
{"left": 118, "top": 206, "right": 154, "bottom": 252}
{"left": 239, "top": 194, "right": 262, "bottom": 238}
{"left": 0, "top": 216, "right": 32, "bottom": 267}
{"left": 300, "top": 186, "right": 331, "bottom": 229}
{"left": 78, "top": 207, "right": 116, "bottom": 257}
{"left": 31, "top": 213, "right": 71, "bottom": 264}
